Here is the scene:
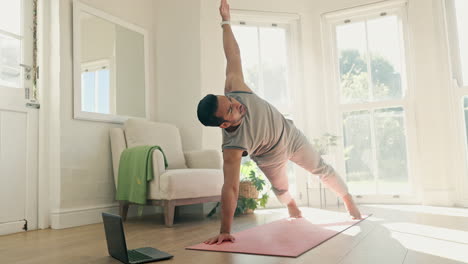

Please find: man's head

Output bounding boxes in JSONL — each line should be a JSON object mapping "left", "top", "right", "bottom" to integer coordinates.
{"left": 197, "top": 94, "right": 246, "bottom": 129}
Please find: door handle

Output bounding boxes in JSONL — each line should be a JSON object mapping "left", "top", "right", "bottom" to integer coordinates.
{"left": 19, "top": 64, "right": 32, "bottom": 72}
{"left": 26, "top": 102, "right": 40, "bottom": 109}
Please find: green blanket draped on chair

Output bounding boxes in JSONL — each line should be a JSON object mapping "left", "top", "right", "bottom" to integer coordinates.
{"left": 116, "top": 145, "right": 168, "bottom": 205}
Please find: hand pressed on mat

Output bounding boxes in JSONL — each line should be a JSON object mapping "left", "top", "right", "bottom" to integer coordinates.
{"left": 343, "top": 194, "right": 362, "bottom": 220}
{"left": 204, "top": 233, "right": 236, "bottom": 245}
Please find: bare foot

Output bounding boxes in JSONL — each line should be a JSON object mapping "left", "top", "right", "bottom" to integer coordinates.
{"left": 287, "top": 199, "right": 303, "bottom": 218}
{"left": 342, "top": 194, "right": 362, "bottom": 219}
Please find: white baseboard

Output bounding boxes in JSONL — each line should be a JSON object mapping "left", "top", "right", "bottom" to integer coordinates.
{"left": 50, "top": 201, "right": 218, "bottom": 230}
{"left": 50, "top": 203, "right": 163, "bottom": 229}
{"left": 422, "top": 189, "right": 456, "bottom": 206}
{"left": 455, "top": 199, "right": 468, "bottom": 207}
{"left": 0, "top": 220, "right": 26, "bottom": 236}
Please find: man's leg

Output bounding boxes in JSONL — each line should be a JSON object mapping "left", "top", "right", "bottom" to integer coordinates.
{"left": 290, "top": 143, "right": 362, "bottom": 219}
{"left": 257, "top": 161, "right": 302, "bottom": 218}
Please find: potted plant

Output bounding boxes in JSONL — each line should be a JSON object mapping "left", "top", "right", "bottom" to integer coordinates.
{"left": 236, "top": 160, "right": 269, "bottom": 215}
{"left": 207, "top": 160, "right": 270, "bottom": 217}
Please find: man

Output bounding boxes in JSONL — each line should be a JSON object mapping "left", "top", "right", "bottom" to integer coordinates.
{"left": 197, "top": 0, "right": 362, "bottom": 245}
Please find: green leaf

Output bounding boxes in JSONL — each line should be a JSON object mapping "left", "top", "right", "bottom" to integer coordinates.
{"left": 259, "top": 193, "right": 269, "bottom": 207}
{"left": 245, "top": 198, "right": 257, "bottom": 210}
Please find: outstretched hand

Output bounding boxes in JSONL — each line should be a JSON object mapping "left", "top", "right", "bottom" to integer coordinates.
{"left": 219, "top": 0, "right": 230, "bottom": 21}
{"left": 204, "top": 233, "right": 236, "bottom": 245}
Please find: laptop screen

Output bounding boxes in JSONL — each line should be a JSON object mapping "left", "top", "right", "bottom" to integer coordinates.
{"left": 102, "top": 213, "right": 129, "bottom": 263}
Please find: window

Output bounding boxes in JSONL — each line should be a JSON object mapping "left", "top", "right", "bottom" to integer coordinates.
{"left": 232, "top": 22, "right": 293, "bottom": 117}
{"left": 326, "top": 5, "right": 411, "bottom": 196}
{"left": 0, "top": 0, "right": 22, "bottom": 88}
{"left": 81, "top": 60, "right": 111, "bottom": 114}
{"left": 231, "top": 13, "right": 301, "bottom": 203}
{"left": 336, "top": 16, "right": 405, "bottom": 103}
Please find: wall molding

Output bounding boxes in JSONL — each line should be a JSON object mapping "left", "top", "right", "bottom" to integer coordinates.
{"left": 48, "top": 203, "right": 218, "bottom": 229}
{"left": 0, "top": 221, "right": 26, "bottom": 236}
{"left": 421, "top": 189, "right": 456, "bottom": 206}
{"left": 323, "top": 0, "right": 408, "bottom": 22}
{"left": 50, "top": 203, "right": 163, "bottom": 229}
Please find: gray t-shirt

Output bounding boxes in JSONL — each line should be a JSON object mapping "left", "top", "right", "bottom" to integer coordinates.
{"left": 222, "top": 91, "right": 308, "bottom": 166}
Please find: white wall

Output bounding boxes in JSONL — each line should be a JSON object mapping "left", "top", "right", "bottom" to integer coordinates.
{"left": 154, "top": 0, "right": 204, "bottom": 151}
{"left": 45, "top": 0, "right": 463, "bottom": 229}
{"left": 47, "top": 0, "right": 158, "bottom": 228}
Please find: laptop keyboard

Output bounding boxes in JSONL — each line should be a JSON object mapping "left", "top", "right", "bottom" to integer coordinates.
{"left": 128, "top": 250, "right": 153, "bottom": 262}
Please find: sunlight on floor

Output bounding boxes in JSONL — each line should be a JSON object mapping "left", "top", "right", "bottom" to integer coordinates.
{"left": 384, "top": 223, "right": 468, "bottom": 244}
{"left": 325, "top": 225, "right": 362, "bottom": 236}
{"left": 364, "top": 204, "right": 468, "bottom": 217}
{"left": 383, "top": 222, "right": 468, "bottom": 263}
{"left": 254, "top": 209, "right": 282, "bottom": 215}
{"left": 256, "top": 207, "right": 364, "bottom": 237}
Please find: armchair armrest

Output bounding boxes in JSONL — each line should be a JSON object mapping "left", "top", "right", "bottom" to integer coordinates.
{"left": 184, "top": 149, "right": 222, "bottom": 169}
{"left": 148, "top": 149, "right": 167, "bottom": 200}
{"left": 110, "top": 128, "right": 127, "bottom": 190}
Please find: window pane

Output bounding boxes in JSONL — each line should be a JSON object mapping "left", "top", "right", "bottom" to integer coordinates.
{"left": 259, "top": 27, "right": 290, "bottom": 111}
{"left": 0, "top": 0, "right": 21, "bottom": 35}
{"left": 82, "top": 71, "right": 95, "bottom": 112}
{"left": 367, "top": 16, "right": 404, "bottom": 100}
{"left": 343, "top": 111, "right": 375, "bottom": 194}
{"left": 337, "top": 22, "right": 369, "bottom": 104}
{"left": 374, "top": 107, "right": 409, "bottom": 194}
{"left": 97, "top": 69, "right": 110, "bottom": 114}
{"left": 455, "top": 0, "right": 468, "bottom": 85}
{"left": 232, "top": 26, "right": 259, "bottom": 91}
{"left": 0, "top": 34, "right": 21, "bottom": 88}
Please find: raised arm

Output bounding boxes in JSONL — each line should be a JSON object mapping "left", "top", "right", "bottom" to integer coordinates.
{"left": 219, "top": 0, "right": 252, "bottom": 94}
{"left": 204, "top": 148, "right": 243, "bottom": 244}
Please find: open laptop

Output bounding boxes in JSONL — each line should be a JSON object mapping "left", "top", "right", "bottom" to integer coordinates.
{"left": 102, "top": 213, "right": 173, "bottom": 263}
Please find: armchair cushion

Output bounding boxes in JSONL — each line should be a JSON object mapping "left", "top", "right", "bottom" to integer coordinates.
{"left": 124, "top": 118, "right": 187, "bottom": 169}
{"left": 154, "top": 169, "right": 223, "bottom": 200}
{"left": 184, "top": 150, "right": 222, "bottom": 169}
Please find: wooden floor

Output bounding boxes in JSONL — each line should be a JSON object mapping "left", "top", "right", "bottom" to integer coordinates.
{"left": 1, "top": 204, "right": 468, "bottom": 264}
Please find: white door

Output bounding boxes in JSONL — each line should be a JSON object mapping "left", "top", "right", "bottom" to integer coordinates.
{"left": 0, "top": 0, "right": 38, "bottom": 236}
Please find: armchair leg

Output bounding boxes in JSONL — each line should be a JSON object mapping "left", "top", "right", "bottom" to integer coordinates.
{"left": 119, "top": 202, "right": 129, "bottom": 221}
{"left": 164, "top": 200, "right": 176, "bottom": 227}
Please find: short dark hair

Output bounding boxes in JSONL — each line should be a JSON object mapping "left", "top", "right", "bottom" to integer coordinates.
{"left": 197, "top": 94, "right": 224, "bottom": 127}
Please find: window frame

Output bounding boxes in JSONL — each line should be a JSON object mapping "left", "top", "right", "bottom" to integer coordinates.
{"left": 322, "top": 0, "right": 419, "bottom": 203}
{"left": 443, "top": 0, "right": 468, "bottom": 205}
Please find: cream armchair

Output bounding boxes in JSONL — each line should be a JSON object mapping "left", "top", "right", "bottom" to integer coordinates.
{"left": 110, "top": 118, "right": 223, "bottom": 227}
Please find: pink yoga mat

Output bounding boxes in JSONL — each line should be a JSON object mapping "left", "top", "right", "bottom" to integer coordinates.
{"left": 186, "top": 214, "right": 370, "bottom": 258}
